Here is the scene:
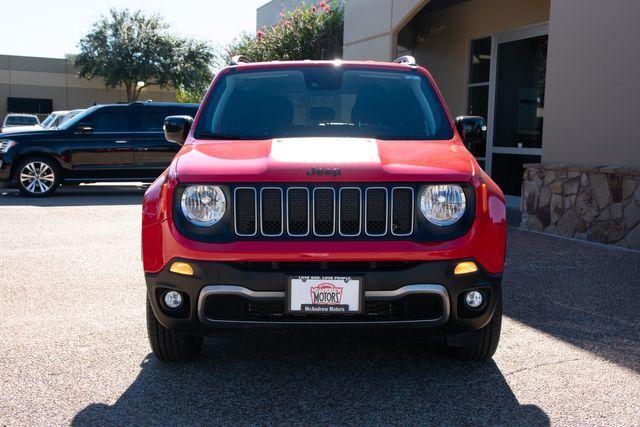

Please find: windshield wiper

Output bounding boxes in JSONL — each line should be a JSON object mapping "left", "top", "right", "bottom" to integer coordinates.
{"left": 197, "top": 132, "right": 247, "bottom": 140}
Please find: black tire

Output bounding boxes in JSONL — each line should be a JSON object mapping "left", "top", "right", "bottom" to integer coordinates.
{"left": 451, "top": 297, "right": 502, "bottom": 361}
{"left": 14, "top": 156, "right": 61, "bottom": 197}
{"left": 146, "top": 298, "right": 203, "bottom": 362}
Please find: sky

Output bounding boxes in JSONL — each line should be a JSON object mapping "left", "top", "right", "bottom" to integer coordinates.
{"left": 0, "top": 0, "right": 271, "bottom": 59}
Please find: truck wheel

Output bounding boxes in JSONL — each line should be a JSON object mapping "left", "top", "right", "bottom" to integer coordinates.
{"left": 451, "top": 297, "right": 502, "bottom": 361}
{"left": 146, "top": 298, "right": 203, "bottom": 362}
{"left": 15, "top": 156, "right": 60, "bottom": 197}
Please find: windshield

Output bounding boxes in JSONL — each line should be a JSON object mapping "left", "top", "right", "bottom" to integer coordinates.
{"left": 58, "top": 106, "right": 100, "bottom": 130}
{"left": 41, "top": 114, "right": 55, "bottom": 128}
{"left": 195, "top": 66, "right": 453, "bottom": 140}
{"left": 59, "top": 110, "right": 83, "bottom": 125}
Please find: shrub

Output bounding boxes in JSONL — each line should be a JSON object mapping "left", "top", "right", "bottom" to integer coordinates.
{"left": 225, "top": 1, "right": 344, "bottom": 63}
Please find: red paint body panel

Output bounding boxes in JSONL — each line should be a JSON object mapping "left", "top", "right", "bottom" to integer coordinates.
{"left": 141, "top": 61, "right": 506, "bottom": 276}
{"left": 142, "top": 218, "right": 505, "bottom": 274}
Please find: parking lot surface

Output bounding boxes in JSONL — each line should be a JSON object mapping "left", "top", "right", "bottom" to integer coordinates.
{"left": 0, "top": 185, "right": 639, "bottom": 426}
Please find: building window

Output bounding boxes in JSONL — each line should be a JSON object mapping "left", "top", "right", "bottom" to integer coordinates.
{"left": 467, "top": 37, "right": 492, "bottom": 162}
{"left": 7, "top": 97, "right": 53, "bottom": 115}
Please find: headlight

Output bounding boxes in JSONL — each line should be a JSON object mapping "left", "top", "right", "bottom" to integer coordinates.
{"left": 419, "top": 185, "right": 466, "bottom": 226}
{"left": 181, "top": 185, "right": 226, "bottom": 226}
{"left": 0, "top": 140, "right": 17, "bottom": 153}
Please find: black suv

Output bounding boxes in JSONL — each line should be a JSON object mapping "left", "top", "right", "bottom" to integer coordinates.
{"left": 0, "top": 101, "right": 198, "bottom": 196}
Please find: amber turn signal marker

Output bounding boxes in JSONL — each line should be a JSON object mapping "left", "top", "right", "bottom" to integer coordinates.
{"left": 170, "top": 262, "right": 194, "bottom": 276}
{"left": 454, "top": 261, "right": 478, "bottom": 275}
{"left": 480, "top": 183, "right": 488, "bottom": 214}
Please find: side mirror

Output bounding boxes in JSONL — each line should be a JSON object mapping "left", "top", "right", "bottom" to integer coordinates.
{"left": 164, "top": 115, "right": 193, "bottom": 145}
{"left": 455, "top": 116, "right": 486, "bottom": 145}
{"left": 77, "top": 123, "right": 94, "bottom": 134}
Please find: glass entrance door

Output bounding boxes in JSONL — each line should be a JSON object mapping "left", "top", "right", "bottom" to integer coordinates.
{"left": 490, "top": 27, "right": 548, "bottom": 196}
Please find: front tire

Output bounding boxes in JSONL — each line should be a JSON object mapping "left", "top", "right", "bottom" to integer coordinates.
{"left": 146, "top": 298, "right": 203, "bottom": 362}
{"left": 15, "top": 156, "right": 60, "bottom": 197}
{"left": 451, "top": 297, "right": 502, "bottom": 361}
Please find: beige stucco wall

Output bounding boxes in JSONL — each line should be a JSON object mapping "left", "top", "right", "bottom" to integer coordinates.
{"left": 343, "top": 0, "right": 425, "bottom": 61}
{"left": 0, "top": 55, "right": 175, "bottom": 119}
{"left": 542, "top": 0, "right": 640, "bottom": 167}
{"left": 408, "top": 0, "right": 550, "bottom": 117}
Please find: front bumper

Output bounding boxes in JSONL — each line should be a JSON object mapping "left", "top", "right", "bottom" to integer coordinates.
{"left": 145, "top": 259, "right": 501, "bottom": 336}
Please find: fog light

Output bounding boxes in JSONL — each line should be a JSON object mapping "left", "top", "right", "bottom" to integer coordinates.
{"left": 163, "top": 291, "right": 183, "bottom": 309}
{"left": 454, "top": 261, "right": 478, "bottom": 275}
{"left": 170, "top": 261, "right": 194, "bottom": 276}
{"left": 464, "top": 290, "right": 483, "bottom": 308}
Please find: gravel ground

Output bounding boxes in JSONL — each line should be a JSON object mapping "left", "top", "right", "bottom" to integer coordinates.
{"left": 0, "top": 185, "right": 639, "bottom": 426}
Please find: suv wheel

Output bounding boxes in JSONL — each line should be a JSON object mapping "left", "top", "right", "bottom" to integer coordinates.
{"left": 15, "top": 157, "right": 60, "bottom": 197}
{"left": 146, "top": 298, "right": 203, "bottom": 362}
{"left": 450, "top": 297, "right": 502, "bottom": 361}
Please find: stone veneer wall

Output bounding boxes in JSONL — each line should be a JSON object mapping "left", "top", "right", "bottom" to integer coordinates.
{"left": 521, "top": 163, "right": 640, "bottom": 249}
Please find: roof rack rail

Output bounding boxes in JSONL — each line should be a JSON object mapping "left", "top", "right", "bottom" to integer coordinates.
{"left": 229, "top": 55, "right": 252, "bottom": 66}
{"left": 393, "top": 55, "right": 417, "bottom": 66}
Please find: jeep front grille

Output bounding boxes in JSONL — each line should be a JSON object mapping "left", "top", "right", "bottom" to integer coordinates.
{"left": 233, "top": 185, "right": 414, "bottom": 238}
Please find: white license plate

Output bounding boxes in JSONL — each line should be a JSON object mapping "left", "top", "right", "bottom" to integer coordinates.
{"left": 288, "top": 276, "right": 362, "bottom": 314}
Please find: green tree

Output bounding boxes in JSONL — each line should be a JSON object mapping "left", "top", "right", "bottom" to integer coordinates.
{"left": 225, "top": 1, "right": 344, "bottom": 63}
{"left": 175, "top": 87, "right": 207, "bottom": 104}
{"left": 75, "top": 9, "right": 214, "bottom": 102}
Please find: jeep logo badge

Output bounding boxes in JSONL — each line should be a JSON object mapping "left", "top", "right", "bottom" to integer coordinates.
{"left": 307, "top": 167, "right": 341, "bottom": 177}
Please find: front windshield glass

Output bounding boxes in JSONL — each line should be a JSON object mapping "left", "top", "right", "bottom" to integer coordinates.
{"left": 59, "top": 110, "right": 82, "bottom": 126}
{"left": 59, "top": 106, "right": 99, "bottom": 130}
{"left": 195, "top": 66, "right": 453, "bottom": 140}
{"left": 41, "top": 114, "right": 55, "bottom": 128}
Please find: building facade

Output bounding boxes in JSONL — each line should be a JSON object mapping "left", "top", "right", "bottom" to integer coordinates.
{"left": 0, "top": 54, "right": 175, "bottom": 120}
{"left": 258, "top": 0, "right": 640, "bottom": 249}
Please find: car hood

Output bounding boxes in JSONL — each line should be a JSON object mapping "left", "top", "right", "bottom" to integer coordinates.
{"left": 1, "top": 125, "right": 44, "bottom": 134}
{"left": 0, "top": 129, "right": 59, "bottom": 139}
{"left": 175, "top": 137, "right": 477, "bottom": 183}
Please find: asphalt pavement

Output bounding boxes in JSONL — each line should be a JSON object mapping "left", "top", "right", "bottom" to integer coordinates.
{"left": 0, "top": 185, "right": 639, "bottom": 426}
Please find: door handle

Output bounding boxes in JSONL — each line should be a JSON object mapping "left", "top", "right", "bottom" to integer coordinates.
{"left": 115, "top": 140, "right": 128, "bottom": 144}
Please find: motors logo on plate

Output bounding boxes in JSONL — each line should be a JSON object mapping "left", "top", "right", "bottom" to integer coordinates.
{"left": 310, "top": 283, "right": 344, "bottom": 305}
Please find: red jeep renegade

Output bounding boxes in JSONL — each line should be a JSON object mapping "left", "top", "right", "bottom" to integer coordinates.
{"left": 142, "top": 56, "right": 506, "bottom": 362}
